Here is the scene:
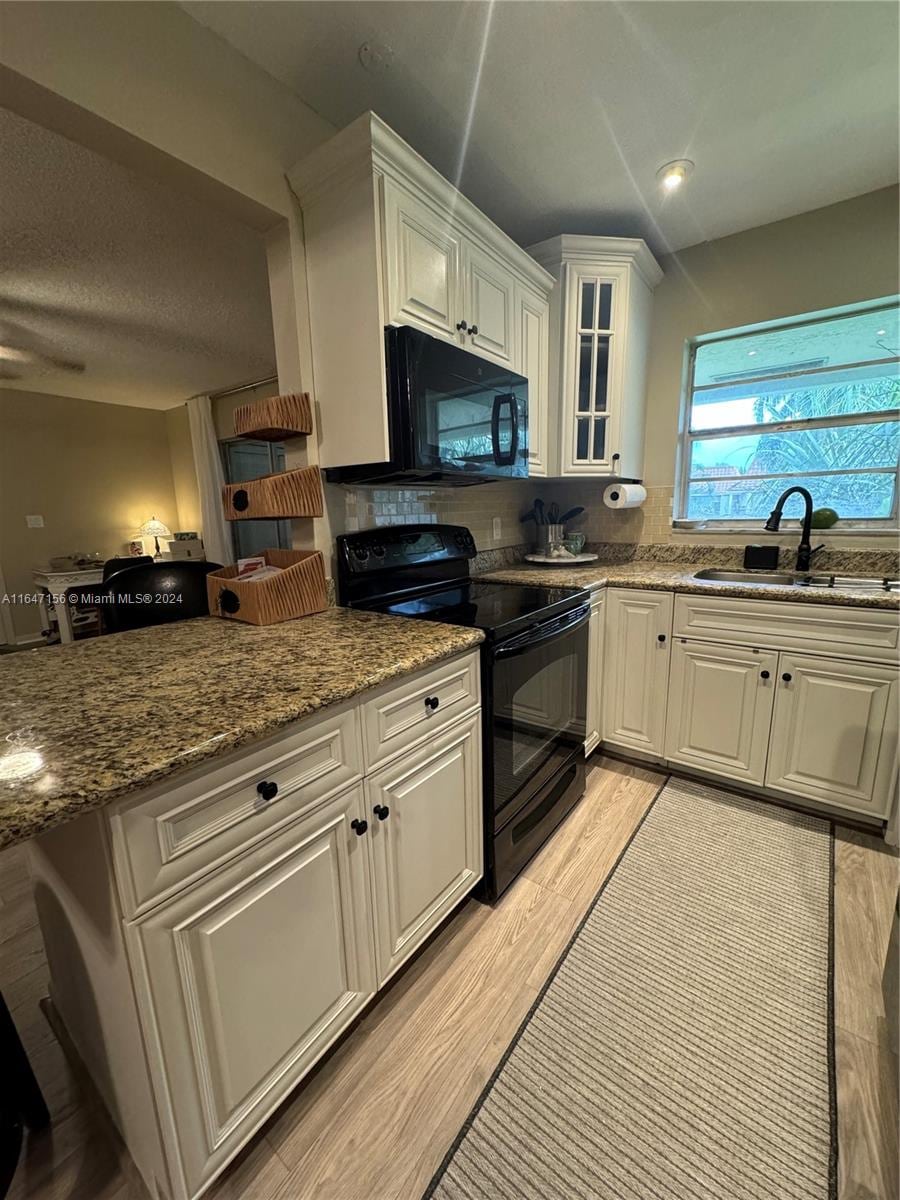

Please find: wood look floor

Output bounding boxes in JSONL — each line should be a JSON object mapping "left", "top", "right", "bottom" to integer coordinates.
{"left": 1, "top": 758, "right": 897, "bottom": 1200}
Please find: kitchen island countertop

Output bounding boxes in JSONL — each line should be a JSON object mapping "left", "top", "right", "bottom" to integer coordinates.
{"left": 0, "top": 609, "right": 483, "bottom": 850}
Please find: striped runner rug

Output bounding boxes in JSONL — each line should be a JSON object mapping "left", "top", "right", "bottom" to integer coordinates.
{"left": 425, "top": 777, "right": 836, "bottom": 1200}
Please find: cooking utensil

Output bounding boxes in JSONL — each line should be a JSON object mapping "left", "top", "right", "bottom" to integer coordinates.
{"left": 559, "top": 506, "right": 585, "bottom": 525}
{"left": 534, "top": 499, "right": 545, "bottom": 525}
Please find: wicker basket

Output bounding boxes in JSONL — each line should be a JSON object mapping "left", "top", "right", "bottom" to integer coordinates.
{"left": 222, "top": 465, "right": 324, "bottom": 520}
{"left": 234, "top": 392, "right": 313, "bottom": 441}
{"left": 207, "top": 550, "right": 327, "bottom": 625}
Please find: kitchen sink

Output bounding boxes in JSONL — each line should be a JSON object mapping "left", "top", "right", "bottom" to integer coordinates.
{"left": 693, "top": 569, "right": 796, "bottom": 585}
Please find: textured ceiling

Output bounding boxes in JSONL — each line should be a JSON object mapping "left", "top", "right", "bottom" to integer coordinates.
{"left": 184, "top": 0, "right": 900, "bottom": 255}
{"left": 0, "top": 108, "right": 276, "bottom": 410}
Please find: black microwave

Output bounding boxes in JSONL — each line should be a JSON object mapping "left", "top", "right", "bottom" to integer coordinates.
{"left": 323, "top": 326, "right": 529, "bottom": 486}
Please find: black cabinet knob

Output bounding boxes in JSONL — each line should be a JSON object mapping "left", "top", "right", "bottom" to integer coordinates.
{"left": 456, "top": 320, "right": 468, "bottom": 332}
{"left": 424, "top": 696, "right": 440, "bottom": 711}
{"left": 373, "top": 805, "right": 390, "bottom": 821}
{"left": 351, "top": 818, "right": 368, "bottom": 836}
{"left": 760, "top": 670, "right": 770, "bottom": 680}
{"left": 612, "top": 452, "right": 620, "bottom": 462}
{"left": 469, "top": 325, "right": 479, "bottom": 335}
{"left": 782, "top": 672, "right": 793, "bottom": 683}
{"left": 657, "top": 634, "right": 666, "bottom": 643}
{"left": 256, "top": 780, "right": 278, "bottom": 801}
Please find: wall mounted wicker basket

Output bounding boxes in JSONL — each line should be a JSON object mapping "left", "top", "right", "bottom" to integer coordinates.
{"left": 222, "top": 465, "right": 324, "bottom": 520}
{"left": 234, "top": 392, "right": 313, "bottom": 441}
{"left": 207, "top": 549, "right": 327, "bottom": 625}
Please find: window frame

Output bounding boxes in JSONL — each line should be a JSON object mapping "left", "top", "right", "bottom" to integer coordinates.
{"left": 673, "top": 296, "right": 900, "bottom": 532}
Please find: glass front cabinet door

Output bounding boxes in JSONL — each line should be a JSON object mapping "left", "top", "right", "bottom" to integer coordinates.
{"left": 527, "top": 236, "right": 663, "bottom": 479}
{"left": 566, "top": 270, "right": 621, "bottom": 474}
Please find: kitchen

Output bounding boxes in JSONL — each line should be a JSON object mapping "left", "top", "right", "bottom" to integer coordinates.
{"left": 0, "top": 3, "right": 898, "bottom": 1200}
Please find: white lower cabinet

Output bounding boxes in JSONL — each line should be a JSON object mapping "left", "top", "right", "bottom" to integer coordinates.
{"left": 129, "top": 783, "right": 376, "bottom": 1199}
{"left": 585, "top": 591, "right": 605, "bottom": 754}
{"left": 765, "top": 653, "right": 899, "bottom": 816}
{"left": 367, "top": 712, "right": 482, "bottom": 984}
{"left": 600, "top": 589, "right": 899, "bottom": 821}
{"left": 603, "top": 588, "right": 673, "bottom": 756}
{"left": 665, "top": 640, "right": 777, "bottom": 786}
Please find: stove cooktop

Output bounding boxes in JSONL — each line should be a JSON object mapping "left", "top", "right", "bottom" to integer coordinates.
{"left": 365, "top": 581, "right": 588, "bottom": 640}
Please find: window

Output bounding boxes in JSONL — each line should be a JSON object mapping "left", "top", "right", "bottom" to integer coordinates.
{"left": 676, "top": 300, "right": 900, "bottom": 526}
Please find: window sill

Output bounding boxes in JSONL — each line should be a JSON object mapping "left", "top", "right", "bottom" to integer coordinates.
{"left": 671, "top": 522, "right": 899, "bottom": 538}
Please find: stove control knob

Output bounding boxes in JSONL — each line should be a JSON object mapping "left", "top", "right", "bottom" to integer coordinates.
{"left": 372, "top": 544, "right": 385, "bottom": 558}
{"left": 352, "top": 545, "right": 369, "bottom": 561}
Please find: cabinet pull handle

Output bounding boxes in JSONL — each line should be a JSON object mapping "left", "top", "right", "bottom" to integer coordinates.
{"left": 781, "top": 672, "right": 793, "bottom": 683}
{"left": 424, "top": 695, "right": 440, "bottom": 711}
{"left": 469, "top": 324, "right": 478, "bottom": 335}
{"left": 256, "top": 780, "right": 278, "bottom": 801}
{"left": 657, "top": 634, "right": 666, "bottom": 643}
{"left": 760, "top": 670, "right": 770, "bottom": 680}
{"left": 456, "top": 320, "right": 468, "bottom": 332}
{"left": 373, "top": 805, "right": 390, "bottom": 821}
{"left": 351, "top": 818, "right": 368, "bottom": 836}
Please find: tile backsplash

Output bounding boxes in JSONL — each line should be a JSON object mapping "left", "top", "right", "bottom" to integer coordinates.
{"left": 328, "top": 478, "right": 898, "bottom": 561}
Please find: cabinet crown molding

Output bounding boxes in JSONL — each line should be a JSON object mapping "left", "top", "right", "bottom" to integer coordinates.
{"left": 528, "top": 234, "right": 664, "bottom": 290}
{"left": 288, "top": 111, "right": 553, "bottom": 293}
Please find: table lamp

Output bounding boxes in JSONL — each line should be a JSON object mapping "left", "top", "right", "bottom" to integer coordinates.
{"left": 139, "top": 516, "right": 172, "bottom": 559}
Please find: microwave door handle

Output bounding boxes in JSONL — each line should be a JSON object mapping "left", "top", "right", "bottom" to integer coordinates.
{"left": 491, "top": 393, "right": 517, "bottom": 467}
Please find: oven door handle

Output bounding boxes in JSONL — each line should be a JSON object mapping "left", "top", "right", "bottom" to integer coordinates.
{"left": 491, "top": 393, "right": 519, "bottom": 467}
{"left": 493, "top": 604, "right": 590, "bottom": 660}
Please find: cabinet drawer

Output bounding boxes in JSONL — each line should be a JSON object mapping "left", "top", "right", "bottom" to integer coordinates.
{"left": 109, "top": 704, "right": 363, "bottom": 917}
{"left": 361, "top": 650, "right": 481, "bottom": 769}
{"left": 673, "top": 594, "right": 900, "bottom": 663}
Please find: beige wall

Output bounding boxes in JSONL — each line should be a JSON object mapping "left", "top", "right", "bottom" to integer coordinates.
{"left": 644, "top": 186, "right": 900, "bottom": 489}
{"left": 165, "top": 404, "right": 202, "bottom": 534}
{"left": 0, "top": 389, "right": 180, "bottom": 639}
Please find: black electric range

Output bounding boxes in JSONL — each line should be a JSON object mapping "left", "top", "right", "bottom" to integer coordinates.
{"left": 336, "top": 524, "right": 590, "bottom": 900}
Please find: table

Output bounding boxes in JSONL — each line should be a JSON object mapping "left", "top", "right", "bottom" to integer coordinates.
{"left": 31, "top": 567, "right": 103, "bottom": 645}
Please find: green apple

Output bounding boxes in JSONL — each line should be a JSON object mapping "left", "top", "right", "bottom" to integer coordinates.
{"left": 810, "top": 507, "right": 839, "bottom": 529}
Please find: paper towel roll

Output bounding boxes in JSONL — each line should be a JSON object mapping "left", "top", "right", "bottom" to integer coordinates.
{"left": 603, "top": 483, "right": 647, "bottom": 509}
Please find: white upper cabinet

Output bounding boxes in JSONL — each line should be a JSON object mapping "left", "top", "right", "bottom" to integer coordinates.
{"left": 528, "top": 236, "right": 662, "bottom": 479}
{"left": 288, "top": 114, "right": 554, "bottom": 470}
{"left": 517, "top": 284, "right": 550, "bottom": 477}
{"left": 462, "top": 242, "right": 516, "bottom": 366}
{"left": 383, "top": 178, "right": 461, "bottom": 341}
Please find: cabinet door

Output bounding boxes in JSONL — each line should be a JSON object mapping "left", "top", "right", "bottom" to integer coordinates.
{"left": 462, "top": 242, "right": 516, "bottom": 366}
{"left": 665, "top": 640, "right": 777, "bottom": 785}
{"left": 130, "top": 785, "right": 376, "bottom": 1199}
{"left": 383, "top": 178, "right": 461, "bottom": 340}
{"left": 585, "top": 592, "right": 605, "bottom": 754}
{"left": 366, "top": 712, "right": 482, "bottom": 986}
{"left": 517, "top": 284, "right": 550, "bottom": 476}
{"left": 603, "top": 589, "right": 673, "bottom": 756}
{"left": 765, "top": 654, "right": 899, "bottom": 816}
{"left": 560, "top": 265, "right": 628, "bottom": 475}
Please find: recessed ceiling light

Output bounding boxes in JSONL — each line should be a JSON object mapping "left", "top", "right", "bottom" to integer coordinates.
{"left": 656, "top": 159, "right": 694, "bottom": 192}
{"left": 876, "top": 328, "right": 887, "bottom": 336}
{"left": 748, "top": 350, "right": 757, "bottom": 357}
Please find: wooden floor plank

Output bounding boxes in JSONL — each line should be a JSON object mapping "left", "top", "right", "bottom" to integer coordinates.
{"left": 0, "top": 762, "right": 897, "bottom": 1200}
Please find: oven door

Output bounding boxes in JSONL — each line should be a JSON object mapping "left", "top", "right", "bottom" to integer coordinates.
{"left": 488, "top": 603, "right": 589, "bottom": 821}
{"left": 390, "top": 326, "right": 529, "bottom": 481}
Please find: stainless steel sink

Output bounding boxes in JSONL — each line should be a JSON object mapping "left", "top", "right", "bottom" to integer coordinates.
{"left": 693, "top": 568, "right": 796, "bottom": 585}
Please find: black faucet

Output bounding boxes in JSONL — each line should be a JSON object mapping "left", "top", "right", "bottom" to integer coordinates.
{"left": 764, "top": 486, "right": 824, "bottom": 573}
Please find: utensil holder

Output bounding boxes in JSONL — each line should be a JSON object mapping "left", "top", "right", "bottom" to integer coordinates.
{"left": 207, "top": 549, "right": 327, "bottom": 625}
{"left": 535, "top": 524, "right": 566, "bottom": 552}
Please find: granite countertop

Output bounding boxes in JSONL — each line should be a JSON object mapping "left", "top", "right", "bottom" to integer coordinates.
{"left": 0, "top": 610, "right": 483, "bottom": 850}
{"left": 478, "top": 561, "right": 900, "bottom": 610}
